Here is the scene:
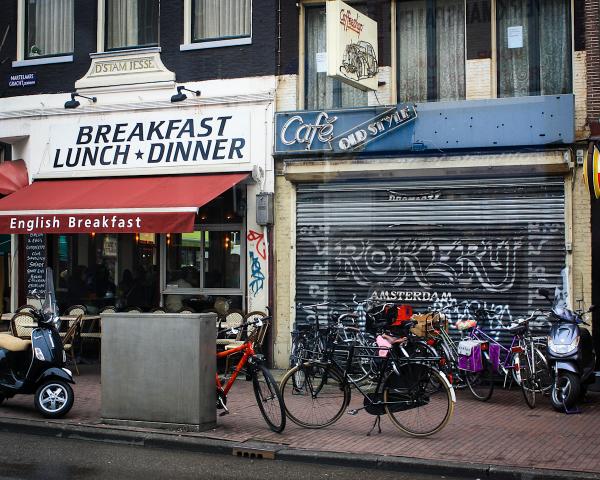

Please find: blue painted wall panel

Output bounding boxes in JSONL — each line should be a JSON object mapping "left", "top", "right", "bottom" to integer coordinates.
{"left": 274, "top": 94, "right": 575, "bottom": 155}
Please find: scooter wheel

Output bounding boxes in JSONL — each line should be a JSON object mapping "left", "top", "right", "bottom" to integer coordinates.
{"left": 34, "top": 380, "right": 74, "bottom": 418}
{"left": 550, "top": 371, "right": 579, "bottom": 412}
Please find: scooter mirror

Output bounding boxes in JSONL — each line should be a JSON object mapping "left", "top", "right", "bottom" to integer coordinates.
{"left": 588, "top": 304, "right": 597, "bottom": 313}
{"left": 538, "top": 288, "right": 551, "bottom": 299}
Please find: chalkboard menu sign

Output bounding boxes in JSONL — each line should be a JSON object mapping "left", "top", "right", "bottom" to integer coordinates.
{"left": 25, "top": 234, "right": 46, "bottom": 296}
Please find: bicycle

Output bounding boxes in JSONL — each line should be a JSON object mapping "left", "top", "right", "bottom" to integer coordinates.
{"left": 280, "top": 322, "right": 455, "bottom": 437}
{"left": 417, "top": 305, "right": 466, "bottom": 387}
{"left": 459, "top": 307, "right": 551, "bottom": 407}
{"left": 292, "top": 301, "right": 377, "bottom": 385}
{"left": 216, "top": 316, "right": 286, "bottom": 433}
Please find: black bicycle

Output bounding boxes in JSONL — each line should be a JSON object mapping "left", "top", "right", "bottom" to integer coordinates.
{"left": 280, "top": 322, "right": 456, "bottom": 437}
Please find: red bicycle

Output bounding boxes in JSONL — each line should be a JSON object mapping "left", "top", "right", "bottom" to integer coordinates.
{"left": 216, "top": 316, "right": 286, "bottom": 433}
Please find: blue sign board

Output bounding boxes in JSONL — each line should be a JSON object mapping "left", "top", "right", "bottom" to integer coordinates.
{"left": 8, "top": 73, "right": 37, "bottom": 88}
{"left": 274, "top": 94, "right": 575, "bottom": 156}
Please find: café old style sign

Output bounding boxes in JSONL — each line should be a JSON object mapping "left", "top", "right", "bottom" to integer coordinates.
{"left": 41, "top": 108, "right": 251, "bottom": 177}
{"left": 326, "top": 0, "right": 378, "bottom": 91}
{"left": 276, "top": 104, "right": 417, "bottom": 154}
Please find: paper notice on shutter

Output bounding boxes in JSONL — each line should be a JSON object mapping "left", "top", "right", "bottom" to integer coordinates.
{"left": 316, "top": 52, "right": 327, "bottom": 73}
{"left": 507, "top": 26, "right": 523, "bottom": 49}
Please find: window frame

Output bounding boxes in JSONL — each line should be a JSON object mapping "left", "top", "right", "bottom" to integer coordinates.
{"left": 300, "top": 0, "right": 370, "bottom": 110}
{"left": 180, "top": 0, "right": 253, "bottom": 51}
{"left": 13, "top": 0, "right": 74, "bottom": 67}
{"left": 160, "top": 224, "right": 246, "bottom": 299}
{"left": 494, "top": 0, "right": 574, "bottom": 97}
{"left": 394, "top": 0, "right": 468, "bottom": 103}
{"left": 101, "top": 0, "right": 159, "bottom": 52}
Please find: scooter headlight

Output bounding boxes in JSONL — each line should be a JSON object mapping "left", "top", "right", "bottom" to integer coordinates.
{"left": 548, "top": 335, "right": 579, "bottom": 354}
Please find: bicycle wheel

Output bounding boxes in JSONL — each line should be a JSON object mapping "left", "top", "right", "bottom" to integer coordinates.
{"left": 464, "top": 362, "right": 494, "bottom": 401}
{"left": 519, "top": 349, "right": 536, "bottom": 409}
{"left": 280, "top": 362, "right": 350, "bottom": 428}
{"left": 252, "top": 364, "right": 286, "bottom": 433}
{"left": 384, "top": 363, "right": 455, "bottom": 437}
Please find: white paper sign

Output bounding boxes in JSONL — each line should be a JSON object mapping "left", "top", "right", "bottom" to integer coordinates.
{"left": 326, "top": 0, "right": 378, "bottom": 91}
{"left": 507, "top": 26, "right": 523, "bottom": 49}
{"left": 316, "top": 52, "right": 327, "bottom": 73}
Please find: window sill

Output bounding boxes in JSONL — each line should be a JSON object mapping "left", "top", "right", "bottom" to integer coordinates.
{"left": 180, "top": 37, "right": 252, "bottom": 51}
{"left": 12, "top": 55, "right": 73, "bottom": 68}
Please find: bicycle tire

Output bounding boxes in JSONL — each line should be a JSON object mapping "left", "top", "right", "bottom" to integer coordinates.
{"left": 252, "top": 364, "right": 286, "bottom": 433}
{"left": 280, "top": 362, "right": 350, "bottom": 429}
{"left": 519, "top": 349, "right": 536, "bottom": 409}
{"left": 384, "top": 363, "right": 455, "bottom": 437}
{"left": 465, "top": 361, "right": 494, "bottom": 401}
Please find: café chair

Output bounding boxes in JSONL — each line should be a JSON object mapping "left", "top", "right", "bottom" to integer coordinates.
{"left": 125, "top": 307, "right": 142, "bottom": 313}
{"left": 65, "top": 304, "right": 87, "bottom": 317}
{"left": 10, "top": 312, "right": 37, "bottom": 339}
{"left": 99, "top": 306, "right": 116, "bottom": 314}
{"left": 62, "top": 315, "right": 83, "bottom": 375}
{"left": 216, "top": 309, "right": 244, "bottom": 352}
{"left": 224, "top": 311, "right": 269, "bottom": 373}
{"left": 177, "top": 307, "right": 196, "bottom": 314}
{"left": 15, "top": 304, "right": 36, "bottom": 314}
{"left": 151, "top": 307, "right": 166, "bottom": 313}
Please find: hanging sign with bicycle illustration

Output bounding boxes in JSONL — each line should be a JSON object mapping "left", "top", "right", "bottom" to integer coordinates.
{"left": 326, "top": 0, "right": 379, "bottom": 91}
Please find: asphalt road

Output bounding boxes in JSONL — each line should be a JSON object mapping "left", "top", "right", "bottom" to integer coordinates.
{"left": 0, "top": 431, "right": 476, "bottom": 480}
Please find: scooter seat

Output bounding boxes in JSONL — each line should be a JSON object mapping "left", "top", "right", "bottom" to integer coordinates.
{"left": 0, "top": 333, "right": 31, "bottom": 352}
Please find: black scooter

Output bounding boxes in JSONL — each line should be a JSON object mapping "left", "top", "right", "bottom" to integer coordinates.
{"left": 538, "top": 288, "right": 596, "bottom": 412}
{"left": 0, "top": 267, "right": 75, "bottom": 418}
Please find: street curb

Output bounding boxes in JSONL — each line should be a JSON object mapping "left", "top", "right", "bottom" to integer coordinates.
{"left": 0, "top": 416, "right": 598, "bottom": 480}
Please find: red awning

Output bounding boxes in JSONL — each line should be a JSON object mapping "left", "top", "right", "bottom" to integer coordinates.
{"left": 0, "top": 160, "right": 29, "bottom": 195}
{"left": 0, "top": 173, "right": 249, "bottom": 234}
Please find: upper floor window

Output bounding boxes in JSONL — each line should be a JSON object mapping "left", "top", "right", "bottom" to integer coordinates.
{"left": 192, "top": 0, "right": 251, "bottom": 42}
{"left": 25, "top": 0, "right": 74, "bottom": 59}
{"left": 396, "top": 0, "right": 465, "bottom": 103}
{"left": 105, "top": 0, "right": 159, "bottom": 50}
{"left": 304, "top": 4, "right": 367, "bottom": 110}
{"left": 497, "top": 0, "right": 571, "bottom": 97}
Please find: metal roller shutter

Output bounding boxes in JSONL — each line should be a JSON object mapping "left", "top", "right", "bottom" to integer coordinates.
{"left": 295, "top": 176, "right": 565, "bottom": 344}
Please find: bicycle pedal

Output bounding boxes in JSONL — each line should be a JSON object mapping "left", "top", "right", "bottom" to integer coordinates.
{"left": 347, "top": 409, "right": 358, "bottom": 416}
{"left": 219, "top": 410, "right": 229, "bottom": 417}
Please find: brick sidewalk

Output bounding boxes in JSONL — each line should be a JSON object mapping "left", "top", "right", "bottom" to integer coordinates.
{"left": 1, "top": 364, "right": 599, "bottom": 474}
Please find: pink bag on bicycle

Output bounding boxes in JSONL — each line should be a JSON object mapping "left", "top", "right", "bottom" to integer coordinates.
{"left": 376, "top": 335, "right": 392, "bottom": 357}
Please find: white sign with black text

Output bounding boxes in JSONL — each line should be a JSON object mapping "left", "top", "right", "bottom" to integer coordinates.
{"left": 42, "top": 108, "right": 251, "bottom": 176}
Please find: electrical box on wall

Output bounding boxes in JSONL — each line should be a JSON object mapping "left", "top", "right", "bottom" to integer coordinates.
{"left": 256, "top": 192, "right": 274, "bottom": 226}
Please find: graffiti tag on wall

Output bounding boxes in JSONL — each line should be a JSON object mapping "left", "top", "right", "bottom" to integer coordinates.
{"left": 247, "top": 230, "right": 267, "bottom": 297}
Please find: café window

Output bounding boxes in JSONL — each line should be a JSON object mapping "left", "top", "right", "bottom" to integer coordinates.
{"left": 25, "top": 0, "right": 74, "bottom": 59}
{"left": 304, "top": 4, "right": 368, "bottom": 109}
{"left": 497, "top": 0, "right": 572, "bottom": 97}
{"left": 163, "top": 188, "right": 245, "bottom": 313}
{"left": 105, "top": 0, "right": 159, "bottom": 50}
{"left": 192, "top": 0, "right": 251, "bottom": 42}
{"left": 50, "top": 233, "right": 160, "bottom": 313}
{"left": 396, "top": 0, "right": 465, "bottom": 103}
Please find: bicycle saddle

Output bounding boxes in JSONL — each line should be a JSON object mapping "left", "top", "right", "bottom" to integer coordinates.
{"left": 506, "top": 319, "right": 528, "bottom": 333}
{"left": 455, "top": 319, "right": 477, "bottom": 331}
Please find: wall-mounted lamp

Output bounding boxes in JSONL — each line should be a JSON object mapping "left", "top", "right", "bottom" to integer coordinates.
{"left": 171, "top": 85, "right": 201, "bottom": 103}
{"left": 64, "top": 92, "right": 97, "bottom": 109}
